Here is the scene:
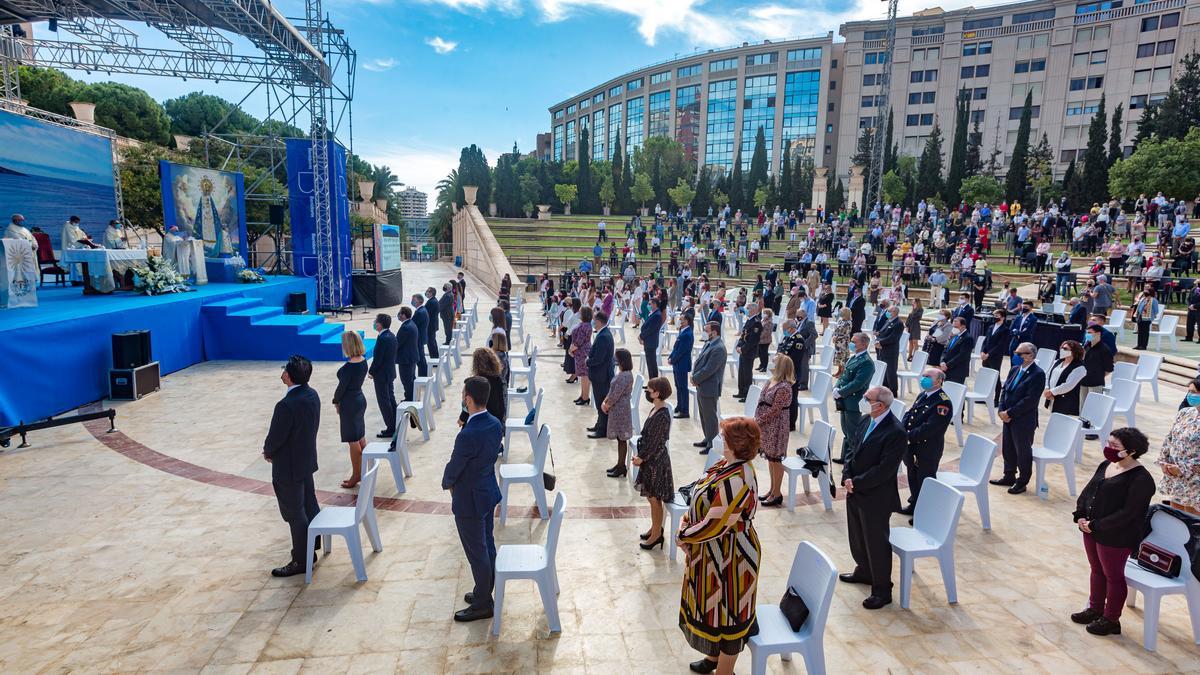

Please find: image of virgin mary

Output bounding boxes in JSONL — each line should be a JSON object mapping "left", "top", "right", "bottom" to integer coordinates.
{"left": 195, "top": 176, "right": 234, "bottom": 257}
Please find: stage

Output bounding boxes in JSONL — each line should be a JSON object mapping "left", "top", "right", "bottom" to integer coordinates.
{"left": 0, "top": 277, "right": 338, "bottom": 426}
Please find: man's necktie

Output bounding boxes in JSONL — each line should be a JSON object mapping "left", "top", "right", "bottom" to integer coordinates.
{"left": 863, "top": 417, "right": 877, "bottom": 440}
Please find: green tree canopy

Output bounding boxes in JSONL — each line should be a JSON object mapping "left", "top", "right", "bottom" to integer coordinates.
{"left": 553, "top": 183, "right": 578, "bottom": 209}
{"left": 1109, "top": 127, "right": 1200, "bottom": 200}
{"left": 666, "top": 178, "right": 696, "bottom": 210}
{"left": 598, "top": 174, "right": 616, "bottom": 209}
{"left": 631, "top": 173, "right": 654, "bottom": 208}
{"left": 163, "top": 91, "right": 259, "bottom": 137}
{"left": 881, "top": 170, "right": 906, "bottom": 204}
{"left": 959, "top": 174, "right": 1005, "bottom": 206}
{"left": 1006, "top": 92, "right": 1033, "bottom": 202}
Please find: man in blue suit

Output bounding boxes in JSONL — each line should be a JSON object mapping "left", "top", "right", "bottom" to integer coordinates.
{"left": 395, "top": 306, "right": 419, "bottom": 402}
{"left": 442, "top": 376, "right": 504, "bottom": 622}
{"left": 424, "top": 287, "right": 440, "bottom": 359}
{"left": 411, "top": 294, "right": 429, "bottom": 377}
{"left": 874, "top": 304, "right": 903, "bottom": 394}
{"left": 587, "top": 310, "right": 615, "bottom": 439}
{"left": 1067, "top": 297, "right": 1088, "bottom": 331}
{"left": 940, "top": 317, "right": 973, "bottom": 384}
{"left": 263, "top": 355, "right": 322, "bottom": 577}
{"left": 1008, "top": 300, "right": 1038, "bottom": 365}
{"left": 668, "top": 310, "right": 694, "bottom": 419}
{"left": 990, "top": 342, "right": 1046, "bottom": 494}
{"left": 640, "top": 297, "right": 664, "bottom": 379}
{"left": 369, "top": 313, "right": 398, "bottom": 437}
{"left": 951, "top": 292, "right": 975, "bottom": 325}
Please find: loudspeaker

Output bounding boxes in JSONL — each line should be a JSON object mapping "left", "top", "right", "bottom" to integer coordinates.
{"left": 286, "top": 291, "right": 308, "bottom": 314}
{"left": 269, "top": 204, "right": 285, "bottom": 226}
{"left": 110, "top": 362, "right": 161, "bottom": 401}
{"left": 112, "top": 330, "right": 151, "bottom": 369}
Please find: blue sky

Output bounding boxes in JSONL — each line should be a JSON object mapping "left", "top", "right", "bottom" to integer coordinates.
{"left": 0, "top": 109, "right": 114, "bottom": 185}
{"left": 61, "top": 0, "right": 982, "bottom": 200}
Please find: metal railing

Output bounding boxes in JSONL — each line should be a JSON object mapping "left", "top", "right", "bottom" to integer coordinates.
{"left": 1073, "top": 0, "right": 1184, "bottom": 25}
{"left": 963, "top": 18, "right": 1054, "bottom": 39}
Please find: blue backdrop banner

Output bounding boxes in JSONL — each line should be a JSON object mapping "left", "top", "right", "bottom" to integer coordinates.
{"left": 285, "top": 139, "right": 353, "bottom": 307}
{"left": 158, "top": 161, "right": 248, "bottom": 260}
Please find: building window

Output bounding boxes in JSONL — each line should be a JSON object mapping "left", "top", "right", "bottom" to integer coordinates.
{"left": 740, "top": 74, "right": 777, "bottom": 170}
{"left": 580, "top": 99, "right": 589, "bottom": 110}
{"left": 907, "top": 92, "right": 920, "bottom": 104}
{"left": 710, "top": 58, "right": 737, "bottom": 72}
{"left": 704, "top": 79, "right": 737, "bottom": 169}
{"left": 1012, "top": 9, "right": 1055, "bottom": 23}
{"left": 1133, "top": 68, "right": 1150, "bottom": 83}
{"left": 783, "top": 69, "right": 821, "bottom": 162}
{"left": 648, "top": 90, "right": 670, "bottom": 139}
{"left": 962, "top": 16, "right": 1002, "bottom": 30}
{"left": 1141, "top": 15, "right": 1159, "bottom": 31}
{"left": 962, "top": 41, "right": 993, "bottom": 56}
{"left": 608, "top": 103, "right": 622, "bottom": 159}
{"left": 625, "top": 96, "right": 644, "bottom": 152}
{"left": 829, "top": 80, "right": 837, "bottom": 90}
{"left": 677, "top": 64, "right": 702, "bottom": 78}
{"left": 1012, "top": 82, "right": 1044, "bottom": 99}
{"left": 1153, "top": 66, "right": 1172, "bottom": 83}
{"left": 566, "top": 104, "right": 576, "bottom": 115}
{"left": 911, "top": 25, "right": 945, "bottom": 36}
{"left": 864, "top": 51, "right": 888, "bottom": 64}
{"left": 787, "top": 47, "right": 822, "bottom": 62}
{"left": 864, "top": 73, "right": 878, "bottom": 86}
{"left": 1129, "top": 94, "right": 1148, "bottom": 109}
{"left": 1076, "top": 1, "right": 1120, "bottom": 13}
{"left": 864, "top": 29, "right": 887, "bottom": 40}
{"left": 906, "top": 113, "right": 935, "bottom": 126}
{"left": 1060, "top": 149, "right": 1078, "bottom": 163}
{"left": 553, "top": 124, "right": 564, "bottom": 161}
{"left": 609, "top": 85, "right": 622, "bottom": 97}
{"left": 554, "top": 110, "right": 563, "bottom": 120}
{"left": 1014, "top": 59, "right": 1046, "bottom": 73}
{"left": 593, "top": 92, "right": 605, "bottom": 104}
{"left": 627, "top": 78, "right": 643, "bottom": 91}
{"left": 1158, "top": 40, "right": 1175, "bottom": 55}
{"left": 1075, "top": 25, "right": 1111, "bottom": 43}
{"left": 1137, "top": 42, "right": 1155, "bottom": 58}
{"left": 973, "top": 87, "right": 988, "bottom": 100}
{"left": 592, "top": 110, "right": 605, "bottom": 161}
{"left": 913, "top": 47, "right": 941, "bottom": 61}
{"left": 1017, "top": 34, "right": 1050, "bottom": 50}
{"left": 650, "top": 71, "right": 671, "bottom": 85}
{"left": 746, "top": 52, "right": 778, "bottom": 66}
{"left": 962, "top": 64, "right": 991, "bottom": 77}
{"left": 1161, "top": 12, "right": 1180, "bottom": 28}
{"left": 675, "top": 85, "right": 701, "bottom": 163}
{"left": 1066, "top": 101, "right": 1100, "bottom": 115}
{"left": 910, "top": 69, "right": 938, "bottom": 83}
{"left": 970, "top": 110, "right": 985, "bottom": 124}
{"left": 1009, "top": 105, "right": 1041, "bottom": 119}
{"left": 860, "top": 116, "right": 875, "bottom": 129}
{"left": 565, "top": 120, "right": 576, "bottom": 161}
{"left": 861, "top": 95, "right": 884, "bottom": 108}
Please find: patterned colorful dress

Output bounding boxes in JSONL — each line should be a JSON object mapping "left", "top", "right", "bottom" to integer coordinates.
{"left": 604, "top": 370, "right": 635, "bottom": 441}
{"left": 570, "top": 321, "right": 592, "bottom": 378}
{"left": 832, "top": 318, "right": 852, "bottom": 373}
{"left": 1157, "top": 406, "right": 1200, "bottom": 509}
{"left": 633, "top": 405, "right": 673, "bottom": 502}
{"left": 678, "top": 459, "right": 761, "bottom": 657}
{"left": 755, "top": 380, "right": 793, "bottom": 462}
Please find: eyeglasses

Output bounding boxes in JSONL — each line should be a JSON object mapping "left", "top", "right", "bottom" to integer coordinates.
{"left": 1016, "top": 351, "right": 1033, "bottom": 356}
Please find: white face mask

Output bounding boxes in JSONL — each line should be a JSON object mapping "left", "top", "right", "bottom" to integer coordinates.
{"left": 858, "top": 398, "right": 874, "bottom": 415}
{"left": 951, "top": 327, "right": 963, "bottom": 336}
{"left": 1059, "top": 348, "right": 1071, "bottom": 359}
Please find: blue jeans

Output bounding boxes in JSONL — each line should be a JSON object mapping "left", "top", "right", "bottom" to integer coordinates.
{"left": 1055, "top": 272, "right": 1070, "bottom": 297}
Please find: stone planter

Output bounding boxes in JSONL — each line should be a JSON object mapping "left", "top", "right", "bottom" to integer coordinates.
{"left": 563, "top": 204, "right": 572, "bottom": 216}
{"left": 463, "top": 185, "right": 478, "bottom": 206}
{"left": 602, "top": 206, "right": 611, "bottom": 216}
{"left": 173, "top": 134, "right": 195, "bottom": 150}
{"left": 375, "top": 199, "right": 388, "bottom": 213}
{"left": 639, "top": 207, "right": 649, "bottom": 217}
{"left": 489, "top": 202, "right": 497, "bottom": 217}
{"left": 358, "top": 180, "right": 376, "bottom": 203}
{"left": 68, "top": 101, "right": 96, "bottom": 124}
{"left": 537, "top": 205, "right": 551, "bottom": 221}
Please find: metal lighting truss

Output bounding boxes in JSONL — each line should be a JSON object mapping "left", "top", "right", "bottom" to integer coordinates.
{"left": 864, "top": 0, "right": 898, "bottom": 215}
{"left": 0, "top": 0, "right": 355, "bottom": 311}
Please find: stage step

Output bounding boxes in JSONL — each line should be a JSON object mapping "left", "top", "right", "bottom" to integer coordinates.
{"left": 201, "top": 295, "right": 374, "bottom": 361}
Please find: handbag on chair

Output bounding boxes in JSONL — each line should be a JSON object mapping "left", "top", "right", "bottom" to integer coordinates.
{"left": 779, "top": 587, "right": 810, "bottom": 631}
{"left": 1135, "top": 541, "right": 1181, "bottom": 578}
{"left": 542, "top": 437, "right": 557, "bottom": 491}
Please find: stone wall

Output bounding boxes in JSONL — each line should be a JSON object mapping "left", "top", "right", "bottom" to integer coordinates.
{"left": 451, "top": 186, "right": 522, "bottom": 298}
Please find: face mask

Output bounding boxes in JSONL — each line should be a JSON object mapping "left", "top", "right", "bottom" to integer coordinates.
{"left": 919, "top": 376, "right": 934, "bottom": 391}
{"left": 951, "top": 327, "right": 963, "bottom": 336}
{"left": 858, "top": 398, "right": 874, "bottom": 414}
{"left": 1059, "top": 349, "right": 1071, "bottom": 359}
{"left": 644, "top": 391, "right": 655, "bottom": 404}
{"left": 1102, "top": 445, "right": 1125, "bottom": 463}
{"left": 1088, "top": 332, "right": 1100, "bottom": 343}
{"left": 994, "top": 316, "right": 1003, "bottom": 322}
{"left": 1187, "top": 393, "right": 1200, "bottom": 407}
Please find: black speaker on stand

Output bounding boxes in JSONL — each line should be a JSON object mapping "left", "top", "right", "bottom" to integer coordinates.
{"left": 286, "top": 292, "right": 308, "bottom": 314}
{"left": 112, "top": 330, "right": 151, "bottom": 369}
{"left": 269, "top": 204, "right": 286, "bottom": 227}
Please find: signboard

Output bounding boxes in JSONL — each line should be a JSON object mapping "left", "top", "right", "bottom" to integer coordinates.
{"left": 422, "top": 244, "right": 435, "bottom": 255}
{"left": 375, "top": 223, "right": 402, "bottom": 271}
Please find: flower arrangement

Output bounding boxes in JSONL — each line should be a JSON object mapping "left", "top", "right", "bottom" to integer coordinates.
{"left": 132, "top": 256, "right": 192, "bottom": 295}
{"left": 238, "top": 268, "right": 265, "bottom": 283}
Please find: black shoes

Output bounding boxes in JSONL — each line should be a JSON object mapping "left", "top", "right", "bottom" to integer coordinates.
{"left": 377, "top": 429, "right": 394, "bottom": 438}
{"left": 639, "top": 534, "right": 665, "bottom": 550}
{"left": 1086, "top": 617, "right": 1121, "bottom": 636}
{"left": 989, "top": 476, "right": 1016, "bottom": 487}
{"left": 464, "top": 591, "right": 477, "bottom": 604}
{"left": 1007, "top": 483, "right": 1028, "bottom": 495}
{"left": 831, "top": 457, "right": 845, "bottom": 465}
{"left": 760, "top": 495, "right": 783, "bottom": 507}
{"left": 838, "top": 573, "right": 871, "bottom": 585}
{"left": 692, "top": 440, "right": 709, "bottom": 448}
{"left": 453, "top": 605, "right": 494, "bottom": 622}
{"left": 588, "top": 426, "right": 600, "bottom": 433}
{"left": 1071, "top": 608, "right": 1102, "bottom": 625}
{"left": 698, "top": 447, "right": 711, "bottom": 455}
{"left": 270, "top": 559, "right": 308, "bottom": 577}
{"left": 587, "top": 431, "right": 605, "bottom": 439}
{"left": 606, "top": 466, "right": 627, "bottom": 478}
{"left": 674, "top": 412, "right": 689, "bottom": 419}
{"left": 575, "top": 399, "right": 591, "bottom": 406}
{"left": 862, "top": 595, "right": 893, "bottom": 610}
{"left": 689, "top": 658, "right": 719, "bottom": 673}
{"left": 897, "top": 505, "right": 915, "bottom": 516}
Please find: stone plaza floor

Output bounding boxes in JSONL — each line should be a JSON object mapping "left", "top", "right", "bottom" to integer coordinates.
{"left": 1, "top": 262, "right": 1197, "bottom": 673}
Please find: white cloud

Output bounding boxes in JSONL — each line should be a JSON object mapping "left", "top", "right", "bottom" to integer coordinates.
{"left": 425, "top": 36, "right": 459, "bottom": 54}
{"left": 362, "top": 57, "right": 397, "bottom": 72}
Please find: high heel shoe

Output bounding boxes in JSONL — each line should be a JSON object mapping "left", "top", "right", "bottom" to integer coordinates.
{"left": 761, "top": 495, "right": 784, "bottom": 507}
{"left": 639, "top": 533, "right": 665, "bottom": 550}
{"left": 575, "top": 398, "right": 590, "bottom": 405}
{"left": 606, "top": 466, "right": 627, "bottom": 478}
{"left": 565, "top": 377, "right": 577, "bottom": 384}
{"left": 639, "top": 531, "right": 652, "bottom": 541}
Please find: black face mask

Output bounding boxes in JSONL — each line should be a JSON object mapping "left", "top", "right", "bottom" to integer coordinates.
{"left": 644, "top": 391, "right": 654, "bottom": 404}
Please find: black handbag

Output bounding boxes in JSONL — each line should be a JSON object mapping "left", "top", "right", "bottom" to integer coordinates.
{"left": 543, "top": 436, "right": 557, "bottom": 491}
{"left": 779, "top": 587, "right": 810, "bottom": 631}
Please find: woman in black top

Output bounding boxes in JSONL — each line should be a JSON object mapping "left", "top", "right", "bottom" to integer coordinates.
{"left": 1043, "top": 340, "right": 1086, "bottom": 415}
{"left": 816, "top": 283, "right": 835, "bottom": 333}
{"left": 334, "top": 331, "right": 369, "bottom": 489}
{"left": 1070, "top": 427, "right": 1157, "bottom": 637}
{"left": 1080, "top": 324, "right": 1114, "bottom": 402}
{"left": 459, "top": 348, "right": 507, "bottom": 426}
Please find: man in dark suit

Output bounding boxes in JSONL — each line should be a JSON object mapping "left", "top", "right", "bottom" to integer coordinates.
{"left": 874, "top": 304, "right": 903, "bottom": 394}
{"left": 990, "top": 342, "right": 1046, "bottom": 494}
{"left": 411, "top": 294, "right": 429, "bottom": 377}
{"left": 951, "top": 292, "right": 975, "bottom": 325}
{"left": 442, "top": 376, "right": 504, "bottom": 622}
{"left": 263, "top": 355, "right": 322, "bottom": 577}
{"left": 668, "top": 311, "right": 694, "bottom": 418}
{"left": 587, "top": 311, "right": 615, "bottom": 438}
{"left": 640, "top": 297, "right": 664, "bottom": 379}
{"left": 1008, "top": 300, "right": 1038, "bottom": 366}
{"left": 691, "top": 320, "right": 727, "bottom": 452}
{"left": 849, "top": 288, "right": 867, "bottom": 334}
{"left": 795, "top": 309, "right": 818, "bottom": 391}
{"left": 735, "top": 302, "right": 763, "bottom": 401}
{"left": 840, "top": 386, "right": 906, "bottom": 610}
{"left": 1067, "top": 297, "right": 1088, "bottom": 331}
{"left": 395, "top": 306, "right": 419, "bottom": 402}
{"left": 439, "top": 282, "right": 457, "bottom": 345}
{"left": 940, "top": 317, "right": 972, "bottom": 384}
{"left": 424, "top": 287, "right": 440, "bottom": 359}
{"left": 980, "top": 309, "right": 1010, "bottom": 405}
{"left": 370, "top": 314, "right": 398, "bottom": 437}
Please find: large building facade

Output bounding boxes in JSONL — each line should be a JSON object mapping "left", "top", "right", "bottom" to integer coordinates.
{"left": 395, "top": 187, "right": 428, "bottom": 219}
{"left": 548, "top": 0, "right": 1199, "bottom": 200}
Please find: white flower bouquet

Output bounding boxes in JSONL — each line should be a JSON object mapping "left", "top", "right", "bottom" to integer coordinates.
{"left": 132, "top": 256, "right": 192, "bottom": 295}
{"left": 238, "top": 268, "right": 265, "bottom": 283}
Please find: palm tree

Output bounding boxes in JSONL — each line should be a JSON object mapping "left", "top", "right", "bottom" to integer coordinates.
{"left": 370, "top": 164, "right": 399, "bottom": 201}
{"left": 429, "top": 169, "right": 459, "bottom": 243}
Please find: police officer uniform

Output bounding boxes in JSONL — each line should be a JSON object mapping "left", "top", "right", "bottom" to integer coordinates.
{"left": 735, "top": 312, "right": 763, "bottom": 400}
{"left": 777, "top": 331, "right": 807, "bottom": 431}
{"left": 900, "top": 386, "right": 954, "bottom": 514}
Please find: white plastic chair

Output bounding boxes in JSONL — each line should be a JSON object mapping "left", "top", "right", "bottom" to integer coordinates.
{"left": 808, "top": 347, "right": 835, "bottom": 378}
{"left": 413, "top": 370, "right": 444, "bottom": 410}
{"left": 896, "top": 350, "right": 929, "bottom": 398}
{"left": 1078, "top": 392, "right": 1116, "bottom": 462}
{"left": 1034, "top": 348, "right": 1056, "bottom": 375}
{"left": 783, "top": 420, "right": 836, "bottom": 512}
{"left": 1031, "top": 412, "right": 1083, "bottom": 500}
{"left": 1104, "top": 309, "right": 1127, "bottom": 340}
{"left": 748, "top": 541, "right": 837, "bottom": 675}
{"left": 611, "top": 320, "right": 626, "bottom": 343}
{"left": 666, "top": 437, "right": 726, "bottom": 562}
{"left": 964, "top": 367, "right": 999, "bottom": 425}
{"left": 449, "top": 328, "right": 464, "bottom": 367}
{"left": 1110, "top": 378, "right": 1140, "bottom": 428}
{"left": 1106, "top": 362, "right": 1137, "bottom": 393}
{"left": 428, "top": 349, "right": 452, "bottom": 395}
{"left": 361, "top": 410, "right": 415, "bottom": 494}
{"left": 889, "top": 478, "right": 965, "bottom": 609}
{"left": 1150, "top": 314, "right": 1179, "bottom": 351}
{"left": 1134, "top": 354, "right": 1163, "bottom": 402}
{"left": 968, "top": 335, "right": 985, "bottom": 375}
{"left": 508, "top": 354, "right": 538, "bottom": 411}
{"left": 796, "top": 372, "right": 833, "bottom": 433}
{"left": 935, "top": 433, "right": 998, "bottom": 530}
{"left": 869, "top": 359, "right": 886, "bottom": 388}
{"left": 510, "top": 335, "right": 534, "bottom": 368}
{"left": 630, "top": 373, "right": 645, "bottom": 432}
{"left": 305, "top": 464, "right": 382, "bottom": 583}
{"left": 1124, "top": 509, "right": 1200, "bottom": 651}
{"left": 398, "top": 384, "right": 434, "bottom": 442}
{"left": 504, "top": 388, "right": 544, "bottom": 460}
{"left": 723, "top": 384, "right": 761, "bottom": 422}
{"left": 941, "top": 381, "right": 967, "bottom": 447}
{"left": 499, "top": 424, "right": 551, "bottom": 526}
{"left": 492, "top": 492, "right": 565, "bottom": 636}
{"left": 889, "top": 398, "right": 906, "bottom": 422}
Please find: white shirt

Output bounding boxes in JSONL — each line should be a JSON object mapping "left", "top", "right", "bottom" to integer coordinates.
{"left": 1046, "top": 359, "right": 1086, "bottom": 396}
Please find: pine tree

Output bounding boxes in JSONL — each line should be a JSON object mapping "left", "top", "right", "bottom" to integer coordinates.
{"left": 730, "top": 149, "right": 744, "bottom": 212}
{"left": 945, "top": 90, "right": 970, "bottom": 206}
{"left": 694, "top": 166, "right": 712, "bottom": 215}
{"left": 1108, "top": 104, "right": 1124, "bottom": 167}
{"left": 1081, "top": 94, "right": 1109, "bottom": 206}
{"left": 620, "top": 146, "right": 634, "bottom": 213}
{"left": 883, "top": 109, "right": 896, "bottom": 173}
{"left": 915, "top": 123, "right": 945, "bottom": 204}
{"left": 1027, "top": 133, "right": 1054, "bottom": 206}
{"left": 828, "top": 178, "right": 845, "bottom": 212}
{"left": 794, "top": 154, "right": 815, "bottom": 205}
{"left": 779, "top": 144, "right": 793, "bottom": 208}
{"left": 965, "top": 118, "right": 983, "bottom": 176}
{"left": 611, "top": 137, "right": 625, "bottom": 212}
{"left": 747, "top": 126, "right": 769, "bottom": 207}
{"left": 851, "top": 126, "right": 875, "bottom": 181}
{"left": 576, "top": 127, "right": 593, "bottom": 214}
{"left": 1005, "top": 92, "right": 1033, "bottom": 202}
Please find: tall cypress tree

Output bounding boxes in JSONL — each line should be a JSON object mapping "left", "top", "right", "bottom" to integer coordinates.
{"left": 730, "top": 149, "right": 744, "bottom": 213}
{"left": 1005, "top": 91, "right": 1033, "bottom": 203}
{"left": 883, "top": 109, "right": 896, "bottom": 173}
{"left": 829, "top": 178, "right": 845, "bottom": 212}
{"left": 1108, "top": 104, "right": 1124, "bottom": 166}
{"left": 779, "top": 144, "right": 793, "bottom": 208}
{"left": 576, "top": 127, "right": 593, "bottom": 213}
{"left": 965, "top": 118, "right": 983, "bottom": 176}
{"left": 694, "top": 166, "right": 712, "bottom": 215}
{"left": 915, "top": 123, "right": 945, "bottom": 203}
{"left": 1081, "top": 94, "right": 1109, "bottom": 206}
{"left": 747, "top": 126, "right": 769, "bottom": 207}
{"left": 611, "top": 136, "right": 625, "bottom": 212}
{"left": 621, "top": 149, "right": 634, "bottom": 213}
{"left": 945, "top": 90, "right": 970, "bottom": 206}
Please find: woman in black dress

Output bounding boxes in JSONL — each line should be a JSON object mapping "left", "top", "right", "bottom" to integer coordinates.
{"left": 633, "top": 376, "right": 674, "bottom": 551}
{"left": 334, "top": 331, "right": 369, "bottom": 488}
{"left": 816, "top": 283, "right": 835, "bottom": 334}
{"left": 1044, "top": 340, "right": 1086, "bottom": 416}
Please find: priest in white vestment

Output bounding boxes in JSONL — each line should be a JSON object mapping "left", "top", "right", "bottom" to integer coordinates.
{"left": 162, "top": 226, "right": 193, "bottom": 277}
{"left": 103, "top": 220, "right": 129, "bottom": 250}
{"left": 5, "top": 214, "right": 37, "bottom": 252}
{"left": 61, "top": 216, "right": 99, "bottom": 285}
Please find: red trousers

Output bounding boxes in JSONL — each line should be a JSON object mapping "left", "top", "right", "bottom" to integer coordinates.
{"left": 1082, "top": 533, "right": 1132, "bottom": 621}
